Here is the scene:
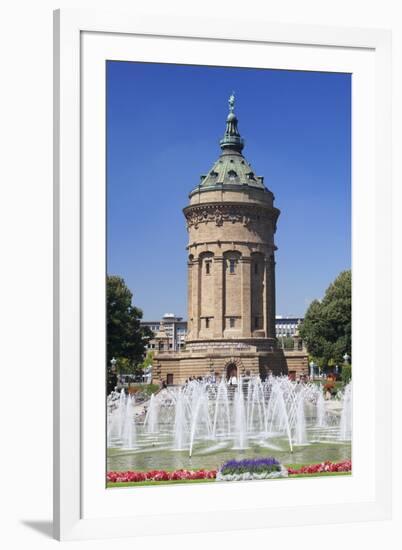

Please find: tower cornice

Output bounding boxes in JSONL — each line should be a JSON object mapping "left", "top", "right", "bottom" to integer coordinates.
{"left": 183, "top": 201, "right": 280, "bottom": 230}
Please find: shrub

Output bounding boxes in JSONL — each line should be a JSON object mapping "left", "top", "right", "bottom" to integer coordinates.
{"left": 342, "top": 364, "right": 352, "bottom": 384}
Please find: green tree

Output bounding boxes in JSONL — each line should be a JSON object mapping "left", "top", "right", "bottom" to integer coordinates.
{"left": 107, "top": 275, "right": 152, "bottom": 372}
{"left": 139, "top": 350, "right": 154, "bottom": 371}
{"left": 299, "top": 270, "right": 351, "bottom": 366}
{"left": 278, "top": 337, "right": 295, "bottom": 350}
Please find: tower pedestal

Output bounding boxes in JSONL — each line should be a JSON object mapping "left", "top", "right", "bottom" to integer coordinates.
{"left": 154, "top": 340, "right": 287, "bottom": 385}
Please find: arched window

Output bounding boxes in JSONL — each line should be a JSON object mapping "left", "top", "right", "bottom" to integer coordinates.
{"left": 199, "top": 252, "right": 214, "bottom": 265}
{"left": 224, "top": 251, "right": 241, "bottom": 275}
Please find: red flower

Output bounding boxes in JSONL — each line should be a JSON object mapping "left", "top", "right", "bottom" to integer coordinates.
{"left": 288, "top": 460, "right": 352, "bottom": 476}
{"left": 107, "top": 468, "right": 218, "bottom": 483}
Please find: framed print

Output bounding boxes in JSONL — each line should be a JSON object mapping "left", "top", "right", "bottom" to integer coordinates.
{"left": 53, "top": 9, "right": 392, "bottom": 541}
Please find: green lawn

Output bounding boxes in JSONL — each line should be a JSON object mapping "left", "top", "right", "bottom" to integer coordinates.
{"left": 287, "top": 471, "right": 351, "bottom": 479}
{"left": 107, "top": 478, "right": 213, "bottom": 488}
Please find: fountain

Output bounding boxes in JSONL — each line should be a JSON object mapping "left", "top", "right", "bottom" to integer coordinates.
{"left": 121, "top": 394, "right": 135, "bottom": 448}
{"left": 173, "top": 389, "right": 186, "bottom": 450}
{"left": 339, "top": 383, "right": 352, "bottom": 440}
{"left": 107, "top": 389, "right": 137, "bottom": 449}
{"left": 107, "top": 376, "right": 352, "bottom": 458}
{"left": 316, "top": 386, "right": 326, "bottom": 428}
{"left": 293, "top": 391, "right": 307, "bottom": 445}
{"left": 212, "top": 378, "right": 231, "bottom": 437}
{"left": 144, "top": 393, "right": 159, "bottom": 433}
{"left": 233, "top": 379, "right": 248, "bottom": 449}
{"left": 247, "top": 376, "right": 267, "bottom": 434}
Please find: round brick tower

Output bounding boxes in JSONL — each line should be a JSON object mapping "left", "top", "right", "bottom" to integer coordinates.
{"left": 154, "top": 94, "right": 287, "bottom": 384}
{"left": 183, "top": 94, "right": 286, "bottom": 377}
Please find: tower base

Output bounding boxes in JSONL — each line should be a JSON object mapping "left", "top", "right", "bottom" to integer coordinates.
{"left": 153, "top": 339, "right": 290, "bottom": 385}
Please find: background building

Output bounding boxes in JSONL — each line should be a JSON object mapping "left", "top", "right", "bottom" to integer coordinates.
{"left": 275, "top": 316, "right": 302, "bottom": 338}
{"left": 142, "top": 314, "right": 187, "bottom": 352}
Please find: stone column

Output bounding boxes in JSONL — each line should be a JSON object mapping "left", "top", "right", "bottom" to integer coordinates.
{"left": 241, "top": 256, "right": 252, "bottom": 337}
{"left": 187, "top": 260, "right": 193, "bottom": 339}
{"left": 213, "top": 256, "right": 224, "bottom": 338}
{"left": 263, "top": 255, "right": 268, "bottom": 337}
{"left": 191, "top": 257, "right": 201, "bottom": 339}
{"left": 267, "top": 254, "right": 276, "bottom": 339}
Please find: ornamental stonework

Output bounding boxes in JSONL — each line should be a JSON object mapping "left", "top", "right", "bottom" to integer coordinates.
{"left": 184, "top": 203, "right": 269, "bottom": 230}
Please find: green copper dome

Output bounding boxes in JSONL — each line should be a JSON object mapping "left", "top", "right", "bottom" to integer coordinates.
{"left": 190, "top": 93, "right": 267, "bottom": 197}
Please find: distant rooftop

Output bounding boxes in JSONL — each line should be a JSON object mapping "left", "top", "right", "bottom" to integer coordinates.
{"left": 275, "top": 315, "right": 302, "bottom": 320}
{"left": 162, "top": 313, "right": 183, "bottom": 321}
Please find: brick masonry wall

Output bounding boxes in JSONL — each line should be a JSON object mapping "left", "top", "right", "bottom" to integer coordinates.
{"left": 153, "top": 347, "right": 294, "bottom": 385}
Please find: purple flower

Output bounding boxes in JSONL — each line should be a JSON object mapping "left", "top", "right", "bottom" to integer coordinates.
{"left": 220, "top": 456, "right": 281, "bottom": 475}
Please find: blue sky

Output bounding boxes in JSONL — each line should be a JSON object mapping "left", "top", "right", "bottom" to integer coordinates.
{"left": 107, "top": 61, "right": 351, "bottom": 320}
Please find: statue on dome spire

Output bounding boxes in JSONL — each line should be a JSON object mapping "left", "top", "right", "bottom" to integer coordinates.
{"left": 220, "top": 92, "right": 244, "bottom": 152}
{"left": 228, "top": 92, "right": 235, "bottom": 113}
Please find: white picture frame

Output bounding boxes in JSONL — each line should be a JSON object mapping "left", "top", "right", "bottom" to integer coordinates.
{"left": 53, "top": 8, "right": 392, "bottom": 541}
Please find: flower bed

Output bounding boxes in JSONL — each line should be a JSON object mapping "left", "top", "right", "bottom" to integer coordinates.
{"left": 107, "top": 460, "right": 352, "bottom": 485}
{"left": 287, "top": 460, "right": 352, "bottom": 475}
{"left": 107, "top": 469, "right": 217, "bottom": 483}
{"left": 216, "top": 457, "right": 288, "bottom": 482}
